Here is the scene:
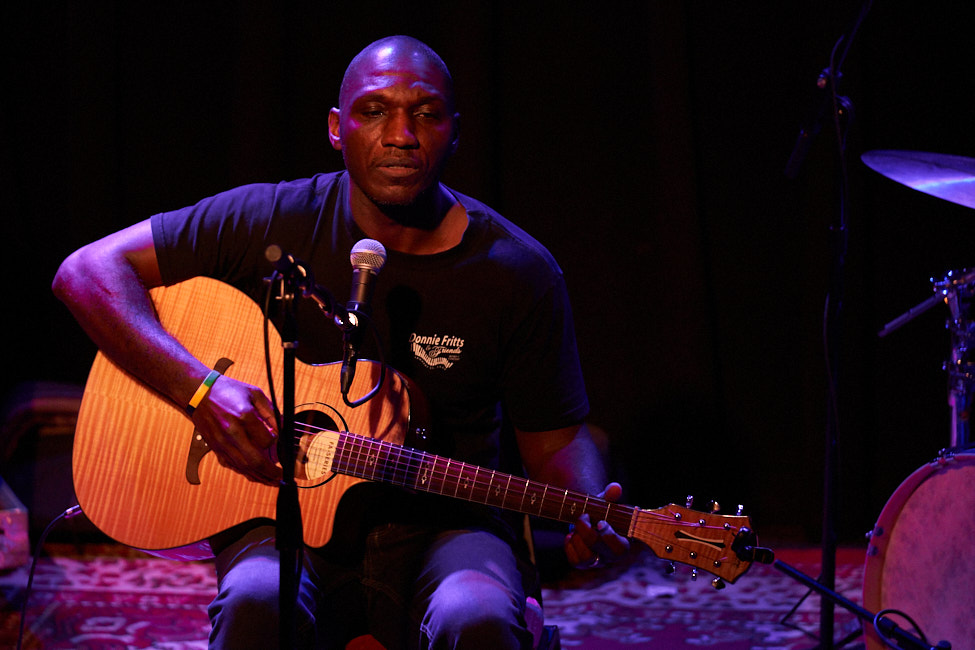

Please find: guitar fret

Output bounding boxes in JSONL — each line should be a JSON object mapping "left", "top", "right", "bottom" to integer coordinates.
{"left": 396, "top": 445, "right": 412, "bottom": 487}
{"left": 468, "top": 466, "right": 480, "bottom": 501}
{"left": 485, "top": 470, "right": 497, "bottom": 505}
{"left": 524, "top": 480, "right": 546, "bottom": 514}
{"left": 446, "top": 459, "right": 456, "bottom": 496}
{"left": 364, "top": 438, "right": 378, "bottom": 480}
{"left": 501, "top": 474, "right": 513, "bottom": 509}
{"left": 354, "top": 437, "right": 370, "bottom": 479}
{"left": 415, "top": 456, "right": 432, "bottom": 490}
{"left": 454, "top": 461, "right": 472, "bottom": 499}
{"left": 436, "top": 457, "right": 450, "bottom": 495}
{"left": 383, "top": 442, "right": 398, "bottom": 486}
{"left": 379, "top": 439, "right": 403, "bottom": 487}
{"left": 457, "top": 461, "right": 467, "bottom": 496}
{"left": 400, "top": 446, "right": 418, "bottom": 488}
{"left": 376, "top": 439, "right": 390, "bottom": 484}
{"left": 343, "top": 436, "right": 357, "bottom": 476}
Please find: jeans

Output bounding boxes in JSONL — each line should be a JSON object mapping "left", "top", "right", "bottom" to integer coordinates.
{"left": 207, "top": 521, "right": 536, "bottom": 649}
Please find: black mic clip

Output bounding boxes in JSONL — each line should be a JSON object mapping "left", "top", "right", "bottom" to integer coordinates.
{"left": 264, "top": 245, "right": 338, "bottom": 320}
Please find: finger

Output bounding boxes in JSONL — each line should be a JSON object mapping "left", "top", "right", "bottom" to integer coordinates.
{"left": 252, "top": 392, "right": 280, "bottom": 435}
{"left": 599, "top": 482, "right": 623, "bottom": 502}
{"left": 209, "top": 421, "right": 281, "bottom": 485}
{"left": 564, "top": 532, "right": 595, "bottom": 567}
{"left": 242, "top": 410, "right": 278, "bottom": 454}
{"left": 569, "top": 514, "right": 597, "bottom": 548}
{"left": 565, "top": 521, "right": 603, "bottom": 568}
{"left": 594, "top": 519, "right": 630, "bottom": 560}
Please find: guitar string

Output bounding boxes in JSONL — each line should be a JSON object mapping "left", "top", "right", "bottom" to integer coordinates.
{"left": 293, "top": 421, "right": 628, "bottom": 520}
{"left": 290, "top": 422, "right": 742, "bottom": 537}
{"left": 298, "top": 425, "right": 742, "bottom": 572}
{"left": 288, "top": 422, "right": 743, "bottom": 571}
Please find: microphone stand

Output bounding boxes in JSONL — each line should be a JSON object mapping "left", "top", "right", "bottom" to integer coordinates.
{"left": 772, "top": 558, "right": 951, "bottom": 649}
{"left": 783, "top": 3, "right": 871, "bottom": 647}
{"left": 271, "top": 274, "right": 302, "bottom": 650}
{"left": 264, "top": 246, "right": 347, "bottom": 648}
{"left": 262, "top": 243, "right": 384, "bottom": 645}
{"left": 736, "top": 540, "right": 951, "bottom": 648}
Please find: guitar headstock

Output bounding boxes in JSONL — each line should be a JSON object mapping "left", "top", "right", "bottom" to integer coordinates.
{"left": 630, "top": 501, "right": 768, "bottom": 585}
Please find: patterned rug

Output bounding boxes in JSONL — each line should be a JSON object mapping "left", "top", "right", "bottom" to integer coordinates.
{"left": 1, "top": 545, "right": 214, "bottom": 649}
{"left": 540, "top": 546, "right": 866, "bottom": 649}
{"left": 0, "top": 544, "right": 867, "bottom": 649}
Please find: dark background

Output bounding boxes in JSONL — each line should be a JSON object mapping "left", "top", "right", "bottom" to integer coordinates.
{"left": 3, "top": 2, "right": 974, "bottom": 544}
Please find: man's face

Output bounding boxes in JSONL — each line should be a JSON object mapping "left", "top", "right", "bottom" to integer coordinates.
{"left": 329, "top": 48, "right": 458, "bottom": 209}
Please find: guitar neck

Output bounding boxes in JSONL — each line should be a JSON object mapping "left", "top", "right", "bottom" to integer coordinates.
{"left": 305, "top": 426, "right": 759, "bottom": 586}
{"left": 306, "top": 430, "right": 634, "bottom": 534}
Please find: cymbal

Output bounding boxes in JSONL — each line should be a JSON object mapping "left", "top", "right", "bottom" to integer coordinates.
{"left": 861, "top": 150, "right": 975, "bottom": 210}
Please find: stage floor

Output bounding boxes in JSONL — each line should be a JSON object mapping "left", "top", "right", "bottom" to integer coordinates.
{"left": 1, "top": 542, "right": 873, "bottom": 649}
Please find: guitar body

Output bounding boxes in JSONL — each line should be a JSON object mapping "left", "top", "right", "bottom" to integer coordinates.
{"left": 72, "top": 277, "right": 414, "bottom": 559}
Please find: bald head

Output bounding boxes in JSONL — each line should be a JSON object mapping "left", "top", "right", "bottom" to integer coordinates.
{"left": 339, "top": 36, "right": 455, "bottom": 112}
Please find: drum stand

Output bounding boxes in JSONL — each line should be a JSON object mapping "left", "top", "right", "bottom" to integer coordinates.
{"left": 943, "top": 269, "right": 974, "bottom": 448}
{"left": 880, "top": 267, "right": 975, "bottom": 449}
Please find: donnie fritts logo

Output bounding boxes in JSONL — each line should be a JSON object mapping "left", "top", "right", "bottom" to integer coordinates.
{"left": 410, "top": 332, "right": 465, "bottom": 370}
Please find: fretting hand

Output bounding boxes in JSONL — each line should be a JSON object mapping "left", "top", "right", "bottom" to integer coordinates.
{"left": 564, "top": 482, "right": 630, "bottom": 569}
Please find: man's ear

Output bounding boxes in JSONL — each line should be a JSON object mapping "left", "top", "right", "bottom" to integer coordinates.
{"left": 449, "top": 112, "right": 460, "bottom": 155}
{"left": 328, "top": 107, "right": 342, "bottom": 150}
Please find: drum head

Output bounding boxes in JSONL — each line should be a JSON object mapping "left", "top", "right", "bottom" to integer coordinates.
{"left": 863, "top": 452, "right": 975, "bottom": 649}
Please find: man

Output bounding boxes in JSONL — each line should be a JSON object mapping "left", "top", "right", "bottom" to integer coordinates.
{"left": 53, "top": 35, "right": 628, "bottom": 649}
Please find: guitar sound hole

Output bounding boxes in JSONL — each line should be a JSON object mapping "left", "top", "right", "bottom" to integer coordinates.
{"left": 296, "top": 409, "right": 340, "bottom": 433}
{"left": 294, "top": 403, "right": 347, "bottom": 465}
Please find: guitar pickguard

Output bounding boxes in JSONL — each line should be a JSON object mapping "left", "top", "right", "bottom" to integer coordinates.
{"left": 185, "top": 357, "right": 235, "bottom": 485}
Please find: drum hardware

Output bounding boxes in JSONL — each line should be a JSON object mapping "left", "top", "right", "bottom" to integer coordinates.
{"left": 878, "top": 268, "right": 975, "bottom": 448}
{"left": 943, "top": 270, "right": 975, "bottom": 448}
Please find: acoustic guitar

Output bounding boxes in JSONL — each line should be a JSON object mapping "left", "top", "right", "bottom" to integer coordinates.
{"left": 73, "top": 277, "right": 763, "bottom": 583}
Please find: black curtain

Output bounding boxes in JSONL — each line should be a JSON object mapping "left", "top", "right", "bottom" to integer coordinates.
{"left": 5, "top": 1, "right": 974, "bottom": 542}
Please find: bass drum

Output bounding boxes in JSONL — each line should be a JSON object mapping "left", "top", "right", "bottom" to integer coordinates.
{"left": 863, "top": 451, "right": 975, "bottom": 649}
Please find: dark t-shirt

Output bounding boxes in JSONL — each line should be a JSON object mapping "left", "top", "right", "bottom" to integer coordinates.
{"left": 151, "top": 171, "right": 589, "bottom": 537}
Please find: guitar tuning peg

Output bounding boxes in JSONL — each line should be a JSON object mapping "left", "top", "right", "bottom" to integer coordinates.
{"left": 712, "top": 577, "right": 726, "bottom": 590}
{"left": 711, "top": 500, "right": 721, "bottom": 513}
{"left": 691, "top": 569, "right": 698, "bottom": 581}
{"left": 736, "top": 504, "right": 744, "bottom": 516}
{"left": 665, "top": 562, "right": 677, "bottom": 575}
{"left": 686, "top": 495, "right": 694, "bottom": 508}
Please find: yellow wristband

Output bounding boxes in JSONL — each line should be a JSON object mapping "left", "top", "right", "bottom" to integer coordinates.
{"left": 185, "top": 370, "right": 220, "bottom": 415}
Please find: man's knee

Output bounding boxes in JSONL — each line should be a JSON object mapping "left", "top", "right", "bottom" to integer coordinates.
{"left": 421, "top": 570, "right": 531, "bottom": 649}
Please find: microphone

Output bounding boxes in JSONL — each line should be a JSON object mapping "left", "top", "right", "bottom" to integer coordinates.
{"left": 784, "top": 70, "right": 835, "bottom": 179}
{"left": 340, "top": 239, "right": 387, "bottom": 395}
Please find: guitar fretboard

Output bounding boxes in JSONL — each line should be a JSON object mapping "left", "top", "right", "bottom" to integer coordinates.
{"left": 310, "top": 430, "right": 636, "bottom": 534}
